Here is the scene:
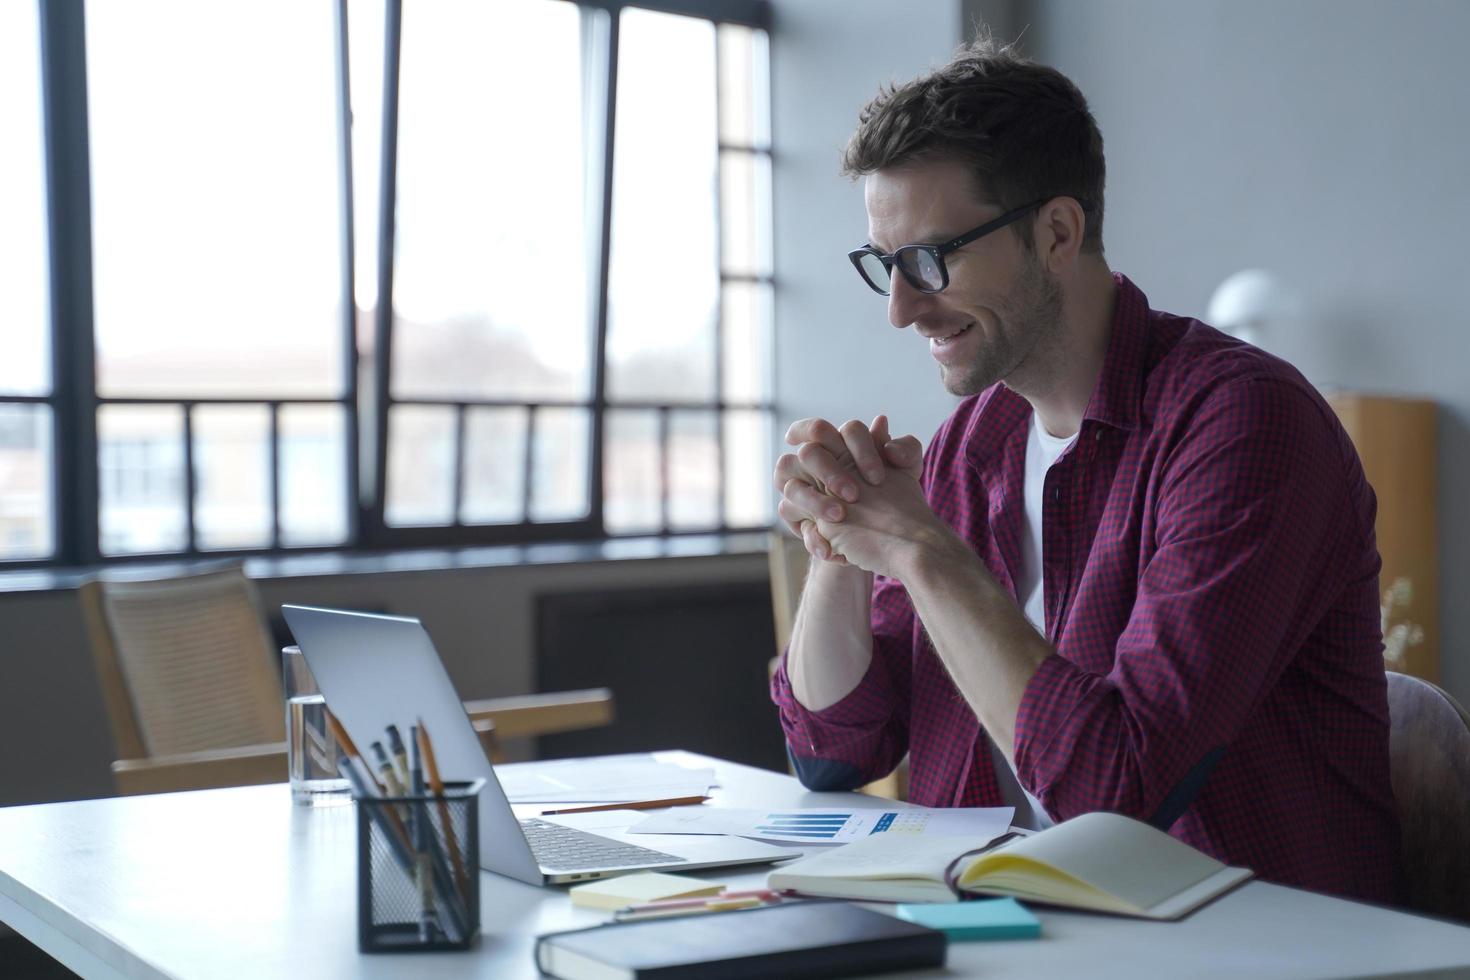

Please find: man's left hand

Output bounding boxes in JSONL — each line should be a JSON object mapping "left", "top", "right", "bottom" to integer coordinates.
{"left": 812, "top": 443, "right": 964, "bottom": 582}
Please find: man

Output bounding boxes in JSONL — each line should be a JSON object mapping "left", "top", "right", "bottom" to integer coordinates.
{"left": 769, "top": 38, "right": 1399, "bottom": 904}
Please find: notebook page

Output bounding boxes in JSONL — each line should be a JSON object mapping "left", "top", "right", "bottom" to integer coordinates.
{"left": 960, "top": 812, "right": 1226, "bottom": 911}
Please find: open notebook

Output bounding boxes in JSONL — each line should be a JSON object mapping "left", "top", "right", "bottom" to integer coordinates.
{"left": 768, "top": 811, "right": 1252, "bottom": 920}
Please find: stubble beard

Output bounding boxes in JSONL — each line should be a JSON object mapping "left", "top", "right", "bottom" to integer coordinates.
{"left": 940, "top": 252, "right": 1065, "bottom": 398}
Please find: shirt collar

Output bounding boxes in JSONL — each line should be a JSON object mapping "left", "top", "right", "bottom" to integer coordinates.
{"left": 963, "top": 272, "right": 1150, "bottom": 471}
{"left": 1079, "top": 271, "right": 1149, "bottom": 433}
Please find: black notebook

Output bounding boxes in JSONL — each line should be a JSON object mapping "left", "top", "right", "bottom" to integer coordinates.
{"left": 534, "top": 901, "right": 946, "bottom": 980}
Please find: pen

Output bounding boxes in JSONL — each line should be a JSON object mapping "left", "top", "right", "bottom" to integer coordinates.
{"left": 417, "top": 720, "right": 470, "bottom": 905}
{"left": 326, "top": 712, "right": 384, "bottom": 796}
{"left": 328, "top": 716, "right": 418, "bottom": 872}
{"left": 335, "top": 750, "right": 466, "bottom": 944}
{"left": 409, "top": 725, "right": 435, "bottom": 942}
{"left": 370, "top": 740, "right": 406, "bottom": 796}
{"left": 540, "top": 795, "right": 709, "bottom": 816}
{"left": 619, "top": 889, "right": 781, "bottom": 915}
{"left": 614, "top": 896, "right": 770, "bottom": 922}
{"left": 333, "top": 717, "right": 466, "bottom": 942}
{"left": 336, "top": 757, "right": 414, "bottom": 871}
{"left": 386, "top": 724, "right": 411, "bottom": 788}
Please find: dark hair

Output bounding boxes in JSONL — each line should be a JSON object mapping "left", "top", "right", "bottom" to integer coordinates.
{"left": 842, "top": 36, "right": 1106, "bottom": 253}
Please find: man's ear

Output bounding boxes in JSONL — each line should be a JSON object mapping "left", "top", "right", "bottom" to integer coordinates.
{"left": 1035, "top": 196, "right": 1087, "bottom": 274}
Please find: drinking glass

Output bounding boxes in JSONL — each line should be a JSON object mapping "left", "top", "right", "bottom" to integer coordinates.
{"left": 282, "top": 644, "right": 351, "bottom": 805}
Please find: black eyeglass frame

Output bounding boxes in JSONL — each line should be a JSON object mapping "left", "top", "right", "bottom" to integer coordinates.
{"left": 847, "top": 198, "right": 1049, "bottom": 296}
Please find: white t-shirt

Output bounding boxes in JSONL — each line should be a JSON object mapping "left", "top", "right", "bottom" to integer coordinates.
{"left": 990, "top": 414, "right": 1075, "bottom": 830}
{"left": 1017, "top": 415, "right": 1077, "bottom": 631}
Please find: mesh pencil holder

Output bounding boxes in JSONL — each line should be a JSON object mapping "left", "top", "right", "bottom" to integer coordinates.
{"left": 356, "top": 779, "right": 482, "bottom": 952}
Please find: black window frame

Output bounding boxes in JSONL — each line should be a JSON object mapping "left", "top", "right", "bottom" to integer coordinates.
{"left": 12, "top": 0, "right": 772, "bottom": 570}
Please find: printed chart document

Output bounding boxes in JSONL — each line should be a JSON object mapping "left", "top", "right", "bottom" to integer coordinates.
{"left": 495, "top": 754, "right": 715, "bottom": 804}
{"left": 630, "top": 806, "right": 1014, "bottom": 845}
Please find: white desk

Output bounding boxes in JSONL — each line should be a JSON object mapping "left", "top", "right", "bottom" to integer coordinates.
{"left": 3, "top": 752, "right": 1470, "bottom": 979}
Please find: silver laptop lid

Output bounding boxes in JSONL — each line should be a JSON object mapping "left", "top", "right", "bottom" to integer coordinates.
{"left": 280, "top": 604, "right": 543, "bottom": 885}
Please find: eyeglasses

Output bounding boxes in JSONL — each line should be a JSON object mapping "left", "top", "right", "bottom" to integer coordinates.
{"left": 847, "top": 199, "right": 1046, "bottom": 296}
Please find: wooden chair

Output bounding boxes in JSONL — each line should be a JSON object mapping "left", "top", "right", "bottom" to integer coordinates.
{"left": 1385, "top": 670, "right": 1470, "bottom": 923}
{"left": 766, "top": 530, "right": 909, "bottom": 801}
{"left": 79, "top": 564, "right": 614, "bottom": 796}
{"left": 768, "top": 528, "right": 811, "bottom": 656}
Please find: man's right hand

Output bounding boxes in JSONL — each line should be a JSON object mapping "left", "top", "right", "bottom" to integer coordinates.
{"left": 773, "top": 414, "right": 919, "bottom": 563}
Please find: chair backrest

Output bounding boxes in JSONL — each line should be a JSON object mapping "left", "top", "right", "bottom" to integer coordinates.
{"left": 767, "top": 529, "right": 811, "bottom": 655}
{"left": 80, "top": 564, "right": 285, "bottom": 760}
{"left": 1385, "top": 670, "right": 1470, "bottom": 923}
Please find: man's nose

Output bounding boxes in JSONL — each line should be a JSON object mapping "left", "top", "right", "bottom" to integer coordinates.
{"left": 887, "top": 270, "right": 933, "bottom": 329}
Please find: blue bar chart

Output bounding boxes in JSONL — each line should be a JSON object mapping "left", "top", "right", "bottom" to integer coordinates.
{"left": 630, "top": 805, "right": 1015, "bottom": 845}
{"left": 755, "top": 813, "right": 853, "bottom": 839}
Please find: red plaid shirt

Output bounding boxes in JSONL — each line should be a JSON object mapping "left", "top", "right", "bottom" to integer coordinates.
{"left": 772, "top": 274, "right": 1400, "bottom": 903}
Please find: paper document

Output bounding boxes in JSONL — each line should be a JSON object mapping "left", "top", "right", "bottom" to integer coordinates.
{"left": 495, "top": 753, "right": 716, "bottom": 803}
{"left": 630, "top": 806, "right": 1015, "bottom": 845}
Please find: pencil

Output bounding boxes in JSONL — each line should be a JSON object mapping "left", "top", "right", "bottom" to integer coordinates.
{"left": 326, "top": 714, "right": 420, "bottom": 871}
{"left": 329, "top": 735, "right": 412, "bottom": 858}
{"left": 331, "top": 718, "right": 466, "bottom": 943}
{"left": 409, "top": 725, "right": 434, "bottom": 942}
{"left": 417, "top": 719, "right": 470, "bottom": 904}
{"left": 326, "top": 711, "right": 384, "bottom": 795}
{"left": 540, "top": 795, "right": 709, "bottom": 816}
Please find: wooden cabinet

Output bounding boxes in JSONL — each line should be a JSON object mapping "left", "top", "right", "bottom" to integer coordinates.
{"left": 1326, "top": 394, "right": 1439, "bottom": 682}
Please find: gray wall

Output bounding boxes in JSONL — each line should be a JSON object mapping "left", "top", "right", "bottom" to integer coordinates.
{"left": 769, "top": 0, "right": 967, "bottom": 444}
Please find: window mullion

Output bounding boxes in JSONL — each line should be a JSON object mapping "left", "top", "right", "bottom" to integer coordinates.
{"left": 585, "top": 6, "right": 618, "bottom": 535}
{"left": 39, "top": 0, "right": 99, "bottom": 566}
{"left": 452, "top": 403, "right": 466, "bottom": 526}
{"left": 658, "top": 406, "right": 671, "bottom": 532}
{"left": 269, "top": 401, "right": 282, "bottom": 549}
{"left": 333, "top": 0, "right": 362, "bottom": 547}
{"left": 366, "top": 0, "right": 403, "bottom": 545}
{"left": 713, "top": 26, "right": 729, "bottom": 531}
{"left": 523, "top": 406, "right": 538, "bottom": 521}
{"left": 181, "top": 403, "right": 197, "bottom": 553}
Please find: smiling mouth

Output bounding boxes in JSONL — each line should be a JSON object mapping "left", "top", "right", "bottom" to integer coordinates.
{"left": 930, "top": 322, "right": 975, "bottom": 346}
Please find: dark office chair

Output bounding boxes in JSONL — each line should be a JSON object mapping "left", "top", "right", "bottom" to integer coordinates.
{"left": 1385, "top": 670, "right": 1470, "bottom": 923}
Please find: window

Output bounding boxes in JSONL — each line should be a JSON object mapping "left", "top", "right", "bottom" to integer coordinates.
{"left": 376, "top": 1, "right": 773, "bottom": 544}
{"left": 13, "top": 0, "right": 772, "bottom": 568}
{"left": 604, "top": 10, "right": 773, "bottom": 533}
{"left": 0, "top": 1, "right": 55, "bottom": 561}
{"left": 85, "top": 0, "right": 352, "bottom": 557}
{"left": 382, "top": 0, "right": 596, "bottom": 534}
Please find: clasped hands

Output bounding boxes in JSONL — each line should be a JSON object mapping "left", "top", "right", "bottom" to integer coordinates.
{"left": 773, "top": 414, "right": 951, "bottom": 580}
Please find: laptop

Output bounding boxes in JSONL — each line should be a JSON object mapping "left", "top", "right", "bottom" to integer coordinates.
{"left": 281, "top": 604, "right": 794, "bottom": 886}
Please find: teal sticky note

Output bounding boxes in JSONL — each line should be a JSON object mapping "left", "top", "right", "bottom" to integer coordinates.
{"left": 894, "top": 898, "right": 1041, "bottom": 941}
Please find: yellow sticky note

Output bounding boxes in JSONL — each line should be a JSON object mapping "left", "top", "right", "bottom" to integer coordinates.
{"left": 569, "top": 872, "right": 724, "bottom": 910}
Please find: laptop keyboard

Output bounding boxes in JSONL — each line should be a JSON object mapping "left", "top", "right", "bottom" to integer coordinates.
{"left": 520, "top": 818, "right": 685, "bottom": 872}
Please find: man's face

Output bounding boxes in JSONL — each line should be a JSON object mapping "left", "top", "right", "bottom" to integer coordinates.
{"left": 864, "top": 158, "right": 1063, "bottom": 397}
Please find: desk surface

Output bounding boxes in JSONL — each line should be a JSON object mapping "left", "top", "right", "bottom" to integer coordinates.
{"left": 3, "top": 752, "right": 1470, "bottom": 980}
